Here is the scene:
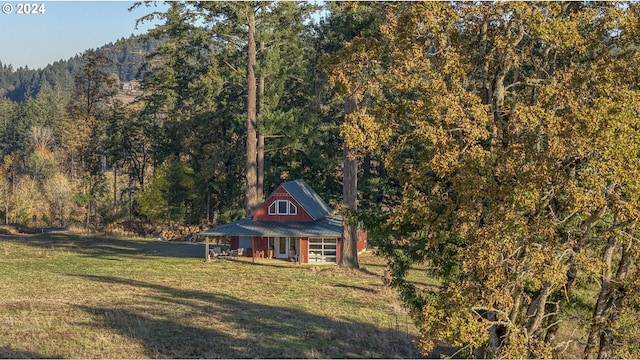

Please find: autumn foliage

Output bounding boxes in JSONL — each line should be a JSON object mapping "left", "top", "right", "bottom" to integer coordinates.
{"left": 326, "top": 2, "right": 640, "bottom": 358}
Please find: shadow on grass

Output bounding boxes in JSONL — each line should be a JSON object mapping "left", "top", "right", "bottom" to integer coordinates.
{"left": 334, "top": 284, "right": 378, "bottom": 293}
{"left": 2, "top": 233, "right": 205, "bottom": 260}
{"left": 224, "top": 258, "right": 308, "bottom": 269}
{"left": 5, "top": 234, "right": 398, "bottom": 276}
{"left": 71, "top": 274, "right": 422, "bottom": 359}
{"left": 0, "top": 346, "right": 61, "bottom": 359}
{"left": 362, "top": 261, "right": 434, "bottom": 275}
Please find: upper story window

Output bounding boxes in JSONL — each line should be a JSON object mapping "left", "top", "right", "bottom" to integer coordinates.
{"left": 268, "top": 199, "right": 297, "bottom": 215}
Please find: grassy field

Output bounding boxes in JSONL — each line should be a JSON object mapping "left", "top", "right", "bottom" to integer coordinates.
{"left": 0, "top": 233, "right": 426, "bottom": 358}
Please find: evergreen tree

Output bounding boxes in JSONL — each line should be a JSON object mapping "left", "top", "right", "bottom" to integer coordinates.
{"left": 197, "top": 1, "right": 321, "bottom": 214}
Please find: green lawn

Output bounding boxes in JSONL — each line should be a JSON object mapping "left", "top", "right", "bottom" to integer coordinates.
{"left": 0, "top": 233, "right": 422, "bottom": 358}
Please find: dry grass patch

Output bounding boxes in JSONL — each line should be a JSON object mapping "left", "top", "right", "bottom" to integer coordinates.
{"left": 0, "top": 234, "right": 424, "bottom": 358}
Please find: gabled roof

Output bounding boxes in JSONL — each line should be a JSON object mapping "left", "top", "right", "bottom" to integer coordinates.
{"left": 278, "top": 179, "right": 333, "bottom": 220}
{"left": 199, "top": 215, "right": 343, "bottom": 238}
{"left": 200, "top": 179, "right": 341, "bottom": 238}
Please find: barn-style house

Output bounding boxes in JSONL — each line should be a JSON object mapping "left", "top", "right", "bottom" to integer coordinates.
{"left": 199, "top": 179, "right": 366, "bottom": 264}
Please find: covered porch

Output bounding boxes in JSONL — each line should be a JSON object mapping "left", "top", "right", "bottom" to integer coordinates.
{"left": 203, "top": 236, "right": 303, "bottom": 263}
{"left": 199, "top": 216, "right": 343, "bottom": 264}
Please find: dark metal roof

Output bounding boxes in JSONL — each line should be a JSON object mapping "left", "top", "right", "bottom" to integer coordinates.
{"left": 280, "top": 179, "right": 333, "bottom": 220}
{"left": 202, "top": 179, "right": 342, "bottom": 238}
{"left": 199, "top": 215, "right": 343, "bottom": 238}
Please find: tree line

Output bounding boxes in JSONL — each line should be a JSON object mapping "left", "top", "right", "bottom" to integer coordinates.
{"left": 0, "top": 2, "right": 378, "bottom": 231}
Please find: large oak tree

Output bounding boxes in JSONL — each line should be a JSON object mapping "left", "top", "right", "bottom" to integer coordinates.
{"left": 327, "top": 2, "right": 640, "bottom": 358}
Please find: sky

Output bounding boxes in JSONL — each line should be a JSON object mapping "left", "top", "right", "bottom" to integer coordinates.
{"left": 0, "top": 1, "right": 167, "bottom": 70}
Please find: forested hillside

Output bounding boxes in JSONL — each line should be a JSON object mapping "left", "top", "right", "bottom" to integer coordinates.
{"left": 0, "top": 36, "right": 162, "bottom": 102}
{"left": 1, "top": 2, "right": 640, "bottom": 358}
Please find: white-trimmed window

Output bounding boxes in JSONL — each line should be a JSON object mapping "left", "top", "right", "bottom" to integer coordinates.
{"left": 268, "top": 199, "right": 297, "bottom": 215}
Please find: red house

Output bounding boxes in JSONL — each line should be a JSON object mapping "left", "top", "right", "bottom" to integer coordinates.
{"left": 199, "top": 179, "right": 367, "bottom": 264}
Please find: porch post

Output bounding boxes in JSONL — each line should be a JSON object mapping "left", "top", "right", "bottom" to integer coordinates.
{"left": 205, "top": 237, "right": 209, "bottom": 261}
{"left": 252, "top": 237, "right": 255, "bottom": 263}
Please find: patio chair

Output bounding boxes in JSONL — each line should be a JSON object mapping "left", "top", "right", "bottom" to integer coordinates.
{"left": 221, "top": 248, "right": 232, "bottom": 259}
{"left": 288, "top": 249, "right": 298, "bottom": 262}
{"left": 230, "top": 247, "right": 244, "bottom": 259}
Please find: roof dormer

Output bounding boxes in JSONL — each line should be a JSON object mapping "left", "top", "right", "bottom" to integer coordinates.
{"left": 268, "top": 199, "right": 297, "bottom": 216}
{"left": 252, "top": 179, "right": 330, "bottom": 222}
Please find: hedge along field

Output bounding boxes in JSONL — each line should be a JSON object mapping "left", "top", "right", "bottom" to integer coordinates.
{"left": 0, "top": 233, "right": 426, "bottom": 358}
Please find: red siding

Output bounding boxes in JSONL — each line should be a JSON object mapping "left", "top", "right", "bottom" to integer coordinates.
{"left": 299, "top": 237, "right": 308, "bottom": 263}
{"left": 253, "top": 187, "right": 313, "bottom": 221}
{"left": 254, "top": 236, "right": 268, "bottom": 257}
{"left": 246, "top": 236, "right": 264, "bottom": 257}
{"left": 357, "top": 230, "right": 367, "bottom": 253}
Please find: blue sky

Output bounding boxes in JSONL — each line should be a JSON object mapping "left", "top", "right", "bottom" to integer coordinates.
{"left": 0, "top": 1, "right": 167, "bottom": 69}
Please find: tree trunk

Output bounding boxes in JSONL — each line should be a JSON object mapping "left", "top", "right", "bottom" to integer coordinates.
{"left": 341, "top": 143, "right": 359, "bottom": 268}
{"left": 594, "top": 234, "right": 633, "bottom": 359}
{"left": 479, "top": 16, "right": 497, "bottom": 151}
{"left": 257, "top": 21, "right": 265, "bottom": 203}
{"left": 546, "top": 235, "right": 583, "bottom": 344}
{"left": 128, "top": 176, "right": 133, "bottom": 220}
{"left": 488, "top": 311, "right": 501, "bottom": 355}
{"left": 584, "top": 235, "right": 616, "bottom": 358}
{"left": 59, "top": 203, "right": 64, "bottom": 228}
{"left": 245, "top": 9, "right": 259, "bottom": 215}
{"left": 479, "top": 16, "right": 491, "bottom": 106}
{"left": 363, "top": 153, "right": 371, "bottom": 177}
{"left": 113, "top": 163, "right": 117, "bottom": 209}
{"left": 526, "top": 281, "right": 552, "bottom": 336}
{"left": 340, "top": 96, "right": 359, "bottom": 268}
{"left": 84, "top": 176, "right": 91, "bottom": 231}
{"left": 206, "top": 189, "right": 211, "bottom": 223}
{"left": 258, "top": 133, "right": 264, "bottom": 201}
